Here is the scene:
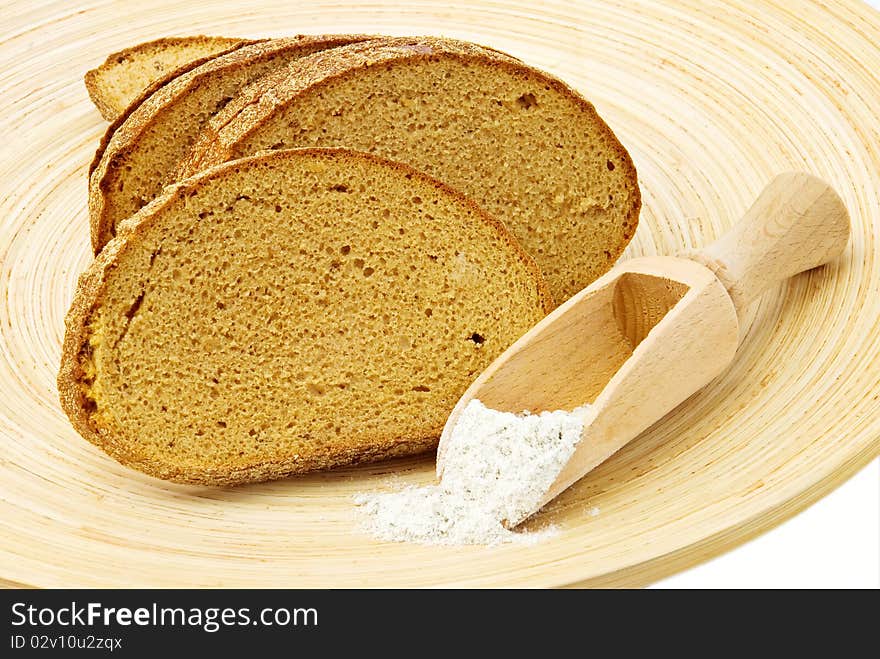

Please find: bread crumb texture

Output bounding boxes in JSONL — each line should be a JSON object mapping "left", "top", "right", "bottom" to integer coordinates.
{"left": 188, "top": 37, "right": 641, "bottom": 302}
{"left": 63, "top": 148, "right": 551, "bottom": 484}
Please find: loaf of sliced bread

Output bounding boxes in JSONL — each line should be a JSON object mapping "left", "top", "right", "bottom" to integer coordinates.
{"left": 60, "top": 148, "right": 552, "bottom": 485}
{"left": 181, "top": 36, "right": 641, "bottom": 303}
{"left": 89, "top": 35, "right": 371, "bottom": 252}
{"left": 85, "top": 36, "right": 253, "bottom": 120}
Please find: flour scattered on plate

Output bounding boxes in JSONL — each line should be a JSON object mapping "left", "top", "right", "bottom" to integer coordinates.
{"left": 355, "top": 399, "right": 592, "bottom": 546}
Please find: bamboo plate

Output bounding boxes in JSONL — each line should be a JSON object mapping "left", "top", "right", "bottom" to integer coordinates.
{"left": 1, "top": 0, "right": 878, "bottom": 588}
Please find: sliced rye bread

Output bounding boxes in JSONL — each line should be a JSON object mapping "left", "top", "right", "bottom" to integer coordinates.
{"left": 59, "top": 148, "right": 553, "bottom": 485}
{"left": 85, "top": 36, "right": 253, "bottom": 120}
{"left": 89, "top": 35, "right": 372, "bottom": 253}
{"left": 180, "top": 36, "right": 641, "bottom": 303}
{"left": 87, "top": 39, "right": 265, "bottom": 179}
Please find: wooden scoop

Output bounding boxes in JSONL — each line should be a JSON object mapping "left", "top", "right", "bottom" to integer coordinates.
{"left": 437, "top": 172, "right": 850, "bottom": 527}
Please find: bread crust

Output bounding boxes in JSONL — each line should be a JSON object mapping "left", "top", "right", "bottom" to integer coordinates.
{"left": 62, "top": 147, "right": 555, "bottom": 485}
{"left": 84, "top": 36, "right": 251, "bottom": 121}
{"left": 88, "top": 34, "right": 374, "bottom": 254}
{"left": 178, "top": 36, "right": 641, "bottom": 282}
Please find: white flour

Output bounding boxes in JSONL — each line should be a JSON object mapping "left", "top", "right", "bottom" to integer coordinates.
{"left": 355, "top": 399, "right": 591, "bottom": 546}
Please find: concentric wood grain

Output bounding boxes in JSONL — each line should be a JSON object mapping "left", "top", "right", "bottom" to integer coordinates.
{"left": 1, "top": 0, "right": 878, "bottom": 588}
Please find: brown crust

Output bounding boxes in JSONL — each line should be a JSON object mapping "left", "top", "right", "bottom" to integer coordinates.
{"left": 61, "top": 147, "right": 554, "bottom": 486}
{"left": 88, "top": 39, "right": 262, "bottom": 177}
{"left": 84, "top": 36, "right": 250, "bottom": 121}
{"left": 88, "top": 34, "right": 375, "bottom": 254}
{"left": 178, "top": 36, "right": 641, "bottom": 277}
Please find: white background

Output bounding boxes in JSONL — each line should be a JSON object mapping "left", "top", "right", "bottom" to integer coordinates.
{"left": 654, "top": 0, "right": 880, "bottom": 590}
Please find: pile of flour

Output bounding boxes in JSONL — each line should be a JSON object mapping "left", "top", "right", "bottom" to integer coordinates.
{"left": 355, "top": 399, "right": 591, "bottom": 546}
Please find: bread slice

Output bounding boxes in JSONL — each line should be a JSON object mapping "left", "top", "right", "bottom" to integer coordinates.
{"left": 59, "top": 148, "right": 552, "bottom": 485}
{"left": 89, "top": 35, "right": 372, "bottom": 253}
{"left": 180, "top": 36, "right": 641, "bottom": 303}
{"left": 85, "top": 36, "right": 253, "bottom": 120}
{"left": 87, "top": 39, "right": 266, "bottom": 181}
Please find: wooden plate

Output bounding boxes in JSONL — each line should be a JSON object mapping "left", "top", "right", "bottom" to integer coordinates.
{"left": 1, "top": 0, "right": 878, "bottom": 588}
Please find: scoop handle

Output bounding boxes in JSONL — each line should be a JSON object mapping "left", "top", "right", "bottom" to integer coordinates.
{"left": 689, "top": 172, "right": 850, "bottom": 318}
